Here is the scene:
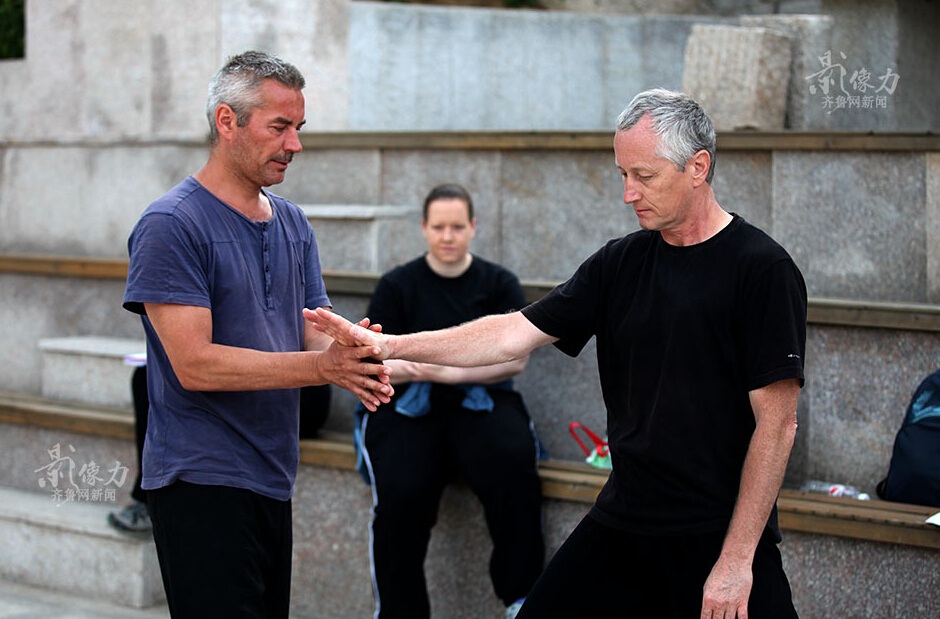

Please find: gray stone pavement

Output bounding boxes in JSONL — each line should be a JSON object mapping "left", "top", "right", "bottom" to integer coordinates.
{"left": 0, "top": 579, "right": 169, "bottom": 619}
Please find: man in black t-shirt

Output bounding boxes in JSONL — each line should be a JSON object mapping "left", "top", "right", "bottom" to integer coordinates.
{"left": 307, "top": 90, "right": 806, "bottom": 618}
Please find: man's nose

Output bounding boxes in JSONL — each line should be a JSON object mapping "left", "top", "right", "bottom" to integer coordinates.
{"left": 622, "top": 178, "right": 640, "bottom": 203}
{"left": 285, "top": 128, "right": 303, "bottom": 153}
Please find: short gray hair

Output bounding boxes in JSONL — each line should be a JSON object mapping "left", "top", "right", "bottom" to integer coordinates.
{"left": 616, "top": 88, "right": 716, "bottom": 184}
{"left": 206, "top": 51, "right": 306, "bottom": 144}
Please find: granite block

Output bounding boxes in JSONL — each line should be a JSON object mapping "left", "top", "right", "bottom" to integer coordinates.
{"left": 819, "top": 0, "right": 900, "bottom": 131}
{"left": 927, "top": 153, "right": 940, "bottom": 304}
{"left": 683, "top": 24, "right": 793, "bottom": 130}
{"left": 348, "top": 6, "right": 607, "bottom": 131}
{"left": 895, "top": 1, "right": 940, "bottom": 132}
{"left": 710, "top": 150, "right": 773, "bottom": 232}
{"left": 76, "top": 1, "right": 152, "bottom": 139}
{"left": 146, "top": 0, "right": 222, "bottom": 139}
{"left": 277, "top": 149, "right": 382, "bottom": 207}
{"left": 0, "top": 145, "right": 206, "bottom": 257}
{"left": 8, "top": 1, "right": 84, "bottom": 142}
{"left": 781, "top": 531, "right": 940, "bottom": 618}
{"left": 802, "top": 325, "right": 940, "bottom": 493}
{"left": 498, "top": 150, "right": 631, "bottom": 282}
{"left": 290, "top": 466, "right": 374, "bottom": 618}
{"left": 539, "top": 0, "right": 699, "bottom": 13}
{"left": 221, "top": 0, "right": 351, "bottom": 132}
{"left": 348, "top": 6, "right": 727, "bottom": 131}
{"left": 740, "top": 14, "right": 834, "bottom": 130}
{"left": 3, "top": 0, "right": 933, "bottom": 137}
{"left": 773, "top": 151, "right": 927, "bottom": 302}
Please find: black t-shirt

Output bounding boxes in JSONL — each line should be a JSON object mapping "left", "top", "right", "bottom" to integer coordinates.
{"left": 368, "top": 254, "right": 526, "bottom": 337}
{"left": 521, "top": 214, "right": 807, "bottom": 536}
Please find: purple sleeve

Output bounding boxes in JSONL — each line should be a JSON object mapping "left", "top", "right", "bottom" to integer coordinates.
{"left": 123, "top": 212, "right": 211, "bottom": 315}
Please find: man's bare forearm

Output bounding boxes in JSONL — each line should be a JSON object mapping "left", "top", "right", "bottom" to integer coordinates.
{"left": 306, "top": 307, "right": 556, "bottom": 368}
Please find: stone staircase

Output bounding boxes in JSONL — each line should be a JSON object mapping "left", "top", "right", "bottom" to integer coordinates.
{"left": 0, "top": 486, "right": 162, "bottom": 609}
{"left": 0, "top": 337, "right": 163, "bottom": 610}
{"left": 38, "top": 336, "right": 144, "bottom": 411}
{"left": 301, "top": 204, "right": 421, "bottom": 273}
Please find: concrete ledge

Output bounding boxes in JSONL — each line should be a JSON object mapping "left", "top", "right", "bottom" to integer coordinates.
{"left": 0, "top": 391, "right": 133, "bottom": 441}
{"left": 778, "top": 491, "right": 940, "bottom": 550}
{"left": 4, "top": 131, "right": 940, "bottom": 152}
{"left": 4, "top": 255, "right": 940, "bottom": 332}
{"left": 0, "top": 486, "right": 164, "bottom": 608}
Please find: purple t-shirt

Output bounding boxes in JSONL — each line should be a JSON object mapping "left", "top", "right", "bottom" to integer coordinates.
{"left": 123, "top": 176, "right": 330, "bottom": 501}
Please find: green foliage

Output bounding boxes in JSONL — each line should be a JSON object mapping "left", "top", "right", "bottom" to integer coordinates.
{"left": 0, "top": 0, "right": 25, "bottom": 60}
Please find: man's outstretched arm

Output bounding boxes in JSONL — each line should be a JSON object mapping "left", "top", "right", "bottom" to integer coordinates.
{"left": 303, "top": 306, "right": 556, "bottom": 367}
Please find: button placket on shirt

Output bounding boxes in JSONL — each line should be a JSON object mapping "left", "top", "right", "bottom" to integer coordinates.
{"left": 261, "top": 222, "right": 274, "bottom": 308}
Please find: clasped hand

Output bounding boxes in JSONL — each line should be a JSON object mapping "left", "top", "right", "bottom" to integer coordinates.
{"left": 304, "top": 308, "right": 394, "bottom": 411}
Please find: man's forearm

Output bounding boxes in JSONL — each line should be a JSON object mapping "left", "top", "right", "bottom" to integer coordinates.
{"left": 387, "top": 314, "right": 528, "bottom": 367}
{"left": 388, "top": 357, "right": 527, "bottom": 385}
{"left": 720, "top": 379, "right": 800, "bottom": 564}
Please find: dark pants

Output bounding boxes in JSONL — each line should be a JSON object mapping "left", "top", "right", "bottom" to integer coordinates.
{"left": 130, "top": 365, "right": 148, "bottom": 504}
{"left": 516, "top": 514, "right": 799, "bottom": 618}
{"left": 148, "top": 480, "right": 293, "bottom": 619}
{"left": 299, "top": 382, "right": 332, "bottom": 439}
{"left": 361, "top": 386, "right": 545, "bottom": 618}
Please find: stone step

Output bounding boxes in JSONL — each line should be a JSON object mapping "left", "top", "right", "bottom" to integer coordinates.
{"left": 38, "top": 337, "right": 145, "bottom": 411}
{"left": 302, "top": 204, "right": 421, "bottom": 274}
{"left": 0, "top": 485, "right": 164, "bottom": 609}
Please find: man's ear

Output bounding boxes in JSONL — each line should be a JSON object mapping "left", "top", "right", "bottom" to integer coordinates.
{"left": 214, "top": 104, "right": 237, "bottom": 141}
{"left": 689, "top": 149, "right": 711, "bottom": 187}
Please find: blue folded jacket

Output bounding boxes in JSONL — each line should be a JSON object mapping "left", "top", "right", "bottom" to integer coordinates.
{"left": 395, "top": 380, "right": 512, "bottom": 417}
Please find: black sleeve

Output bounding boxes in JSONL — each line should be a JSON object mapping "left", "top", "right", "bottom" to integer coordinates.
{"left": 743, "top": 258, "right": 807, "bottom": 390}
{"left": 521, "top": 246, "right": 607, "bottom": 358}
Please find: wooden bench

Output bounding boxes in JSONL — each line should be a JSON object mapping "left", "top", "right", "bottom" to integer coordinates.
{"left": 4, "top": 254, "right": 940, "bottom": 332}
{"left": 3, "top": 390, "right": 938, "bottom": 551}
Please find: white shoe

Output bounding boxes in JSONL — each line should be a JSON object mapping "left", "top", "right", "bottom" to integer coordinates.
{"left": 505, "top": 599, "right": 525, "bottom": 619}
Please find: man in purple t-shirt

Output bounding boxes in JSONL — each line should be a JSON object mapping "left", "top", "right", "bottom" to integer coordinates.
{"left": 123, "top": 51, "right": 392, "bottom": 618}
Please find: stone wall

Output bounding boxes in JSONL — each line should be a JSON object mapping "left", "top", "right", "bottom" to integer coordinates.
{"left": 1, "top": 0, "right": 936, "bottom": 136}
{"left": 1, "top": 2, "right": 938, "bottom": 614}
{"left": 3, "top": 135, "right": 938, "bottom": 490}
